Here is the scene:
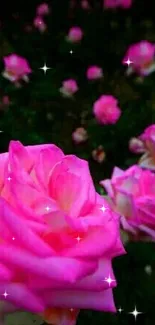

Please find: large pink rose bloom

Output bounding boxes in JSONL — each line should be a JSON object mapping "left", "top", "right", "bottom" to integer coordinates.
{"left": 100, "top": 165, "right": 155, "bottom": 241}
{"left": 104, "top": 0, "right": 132, "bottom": 9}
{"left": 93, "top": 95, "right": 121, "bottom": 125}
{"left": 123, "top": 41, "right": 155, "bottom": 76}
{"left": 0, "top": 141, "right": 125, "bottom": 325}
{"left": 3, "top": 54, "right": 32, "bottom": 83}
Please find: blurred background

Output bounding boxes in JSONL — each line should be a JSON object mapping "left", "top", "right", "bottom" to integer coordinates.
{"left": 0, "top": 0, "right": 155, "bottom": 324}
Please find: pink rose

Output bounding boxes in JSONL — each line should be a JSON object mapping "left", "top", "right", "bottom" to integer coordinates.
{"left": 137, "top": 124, "right": 155, "bottom": 171}
{"left": 0, "top": 141, "right": 125, "bottom": 324}
{"left": 100, "top": 165, "right": 155, "bottom": 241}
{"left": 129, "top": 137, "right": 145, "bottom": 154}
{"left": 33, "top": 16, "right": 47, "bottom": 32}
{"left": 3, "top": 54, "right": 31, "bottom": 83}
{"left": 122, "top": 41, "right": 155, "bottom": 76}
{"left": 72, "top": 127, "right": 88, "bottom": 143}
{"left": 104, "top": 0, "right": 132, "bottom": 9}
{"left": 92, "top": 146, "right": 106, "bottom": 163}
{"left": 67, "top": 27, "right": 83, "bottom": 43}
{"left": 93, "top": 95, "right": 121, "bottom": 125}
{"left": 81, "top": 0, "right": 90, "bottom": 10}
{"left": 36, "top": 3, "right": 49, "bottom": 16}
{"left": 60, "top": 79, "right": 78, "bottom": 97}
{"left": 86, "top": 66, "right": 103, "bottom": 80}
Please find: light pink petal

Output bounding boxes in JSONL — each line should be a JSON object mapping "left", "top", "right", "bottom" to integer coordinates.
{"left": 41, "top": 288, "right": 116, "bottom": 312}
{"left": 9, "top": 141, "right": 33, "bottom": 172}
{"left": 49, "top": 155, "right": 96, "bottom": 216}
{"left": 0, "top": 283, "right": 44, "bottom": 313}
{"left": 63, "top": 217, "right": 118, "bottom": 258}
{"left": 121, "top": 215, "right": 137, "bottom": 235}
{"left": 99, "top": 179, "right": 114, "bottom": 198}
{"left": 0, "top": 245, "right": 97, "bottom": 283}
{"left": 112, "top": 167, "right": 124, "bottom": 178}
{"left": 9, "top": 176, "right": 55, "bottom": 221}
{"left": 0, "top": 198, "right": 54, "bottom": 257}
{"left": 35, "top": 146, "right": 64, "bottom": 188}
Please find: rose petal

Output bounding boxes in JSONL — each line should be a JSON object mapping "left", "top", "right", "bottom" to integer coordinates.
{"left": 0, "top": 283, "right": 44, "bottom": 313}
{"left": 41, "top": 288, "right": 116, "bottom": 312}
{"left": 0, "top": 245, "right": 97, "bottom": 283}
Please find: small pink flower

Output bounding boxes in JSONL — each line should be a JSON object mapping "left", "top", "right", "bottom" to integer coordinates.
{"left": 0, "top": 141, "right": 125, "bottom": 323}
{"left": 67, "top": 27, "right": 83, "bottom": 43}
{"left": 104, "top": 0, "right": 132, "bottom": 9}
{"left": 123, "top": 41, "right": 155, "bottom": 76}
{"left": 129, "top": 137, "right": 145, "bottom": 154}
{"left": 3, "top": 54, "right": 31, "bottom": 83}
{"left": 100, "top": 165, "right": 155, "bottom": 241}
{"left": 33, "top": 16, "right": 47, "bottom": 32}
{"left": 36, "top": 3, "right": 49, "bottom": 16}
{"left": 2, "top": 96, "right": 10, "bottom": 106}
{"left": 92, "top": 146, "right": 106, "bottom": 163}
{"left": 60, "top": 79, "right": 78, "bottom": 97}
{"left": 81, "top": 0, "right": 90, "bottom": 10}
{"left": 72, "top": 127, "right": 88, "bottom": 143}
{"left": 93, "top": 95, "right": 121, "bottom": 125}
{"left": 86, "top": 66, "right": 103, "bottom": 80}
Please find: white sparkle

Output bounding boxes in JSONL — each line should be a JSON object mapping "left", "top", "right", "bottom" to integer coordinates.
{"left": 100, "top": 205, "right": 108, "bottom": 213}
{"left": 7, "top": 176, "right": 12, "bottom": 181}
{"left": 76, "top": 236, "right": 81, "bottom": 242}
{"left": 0, "top": 131, "right": 3, "bottom": 133}
{"left": 124, "top": 58, "right": 133, "bottom": 67}
{"left": 70, "top": 50, "right": 73, "bottom": 54}
{"left": 118, "top": 307, "right": 123, "bottom": 313}
{"left": 2, "top": 291, "right": 9, "bottom": 298}
{"left": 39, "top": 63, "right": 51, "bottom": 74}
{"left": 70, "top": 308, "right": 74, "bottom": 312}
{"left": 45, "top": 206, "right": 50, "bottom": 212}
{"left": 129, "top": 306, "right": 142, "bottom": 321}
{"left": 12, "top": 237, "right": 15, "bottom": 240}
{"left": 103, "top": 274, "right": 115, "bottom": 287}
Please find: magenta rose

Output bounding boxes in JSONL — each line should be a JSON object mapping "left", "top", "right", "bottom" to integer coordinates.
{"left": 3, "top": 54, "right": 31, "bottom": 83}
{"left": 0, "top": 141, "right": 125, "bottom": 325}
{"left": 100, "top": 165, "right": 155, "bottom": 241}
{"left": 122, "top": 41, "right": 155, "bottom": 76}
{"left": 93, "top": 95, "right": 121, "bottom": 125}
{"left": 66, "top": 27, "right": 83, "bottom": 43}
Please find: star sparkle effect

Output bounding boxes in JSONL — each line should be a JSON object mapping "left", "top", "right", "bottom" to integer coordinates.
{"left": 76, "top": 236, "right": 81, "bottom": 242}
{"left": 2, "top": 291, "right": 9, "bottom": 298}
{"left": 45, "top": 206, "right": 51, "bottom": 212}
{"left": 70, "top": 50, "right": 73, "bottom": 54}
{"left": 129, "top": 306, "right": 143, "bottom": 321}
{"left": 103, "top": 274, "right": 115, "bottom": 287}
{"left": 124, "top": 57, "right": 133, "bottom": 67}
{"left": 39, "top": 63, "right": 51, "bottom": 74}
{"left": 100, "top": 205, "right": 108, "bottom": 213}
{"left": 7, "top": 176, "right": 12, "bottom": 181}
{"left": 118, "top": 307, "right": 123, "bottom": 313}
